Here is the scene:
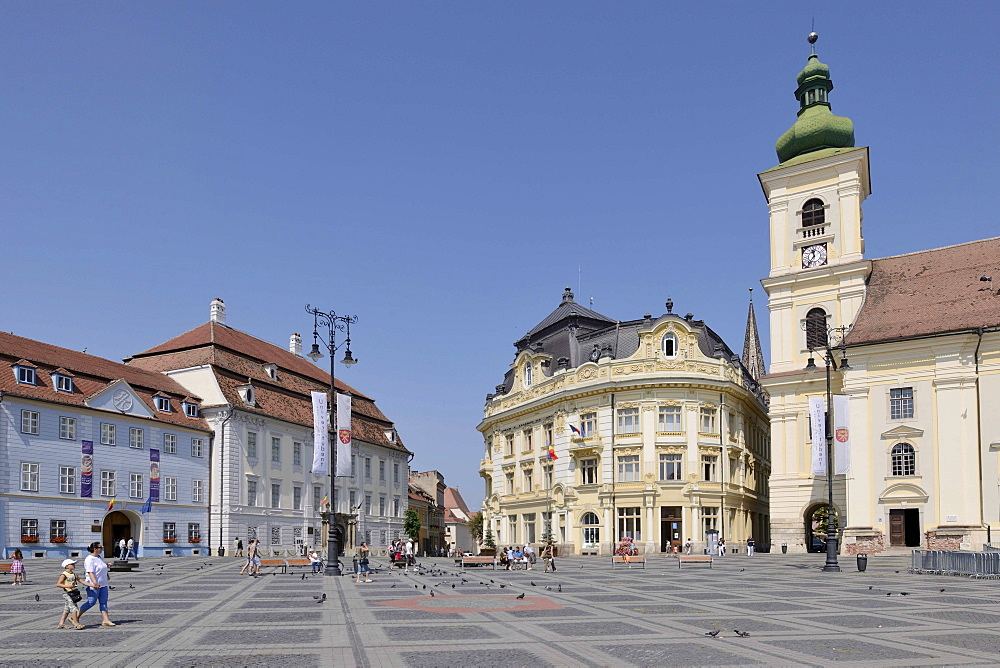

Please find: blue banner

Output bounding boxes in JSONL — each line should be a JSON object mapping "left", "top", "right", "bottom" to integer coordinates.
{"left": 81, "top": 441, "right": 93, "bottom": 498}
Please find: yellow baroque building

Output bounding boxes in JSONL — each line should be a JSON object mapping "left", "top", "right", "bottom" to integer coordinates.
{"left": 478, "top": 289, "right": 771, "bottom": 556}
{"left": 760, "top": 40, "right": 1000, "bottom": 554}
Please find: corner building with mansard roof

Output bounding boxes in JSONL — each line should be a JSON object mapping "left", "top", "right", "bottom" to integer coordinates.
{"left": 760, "top": 39, "right": 1000, "bottom": 553}
{"left": 478, "top": 289, "right": 770, "bottom": 556}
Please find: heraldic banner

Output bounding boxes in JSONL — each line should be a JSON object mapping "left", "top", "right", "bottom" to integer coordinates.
{"left": 150, "top": 449, "right": 160, "bottom": 502}
{"left": 833, "top": 394, "right": 851, "bottom": 475}
{"left": 335, "top": 392, "right": 352, "bottom": 477}
{"left": 311, "top": 391, "right": 329, "bottom": 474}
{"left": 809, "top": 396, "right": 827, "bottom": 476}
{"left": 81, "top": 440, "right": 93, "bottom": 498}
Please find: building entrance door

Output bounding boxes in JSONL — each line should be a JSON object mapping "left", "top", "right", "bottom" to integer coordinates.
{"left": 102, "top": 511, "right": 135, "bottom": 559}
{"left": 889, "top": 509, "right": 920, "bottom": 547}
{"left": 660, "top": 506, "right": 682, "bottom": 552}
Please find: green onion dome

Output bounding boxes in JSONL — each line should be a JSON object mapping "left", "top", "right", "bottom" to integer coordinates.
{"left": 775, "top": 53, "right": 855, "bottom": 163}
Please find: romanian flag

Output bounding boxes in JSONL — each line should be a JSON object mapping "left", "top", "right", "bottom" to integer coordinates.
{"left": 547, "top": 445, "right": 558, "bottom": 460}
{"left": 106, "top": 497, "right": 116, "bottom": 512}
{"left": 569, "top": 424, "right": 581, "bottom": 435}
{"left": 321, "top": 495, "right": 329, "bottom": 508}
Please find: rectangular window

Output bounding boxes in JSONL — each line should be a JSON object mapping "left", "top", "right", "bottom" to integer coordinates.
{"left": 21, "top": 410, "right": 39, "bottom": 435}
{"left": 699, "top": 407, "right": 717, "bottom": 433}
{"left": 55, "top": 375, "right": 73, "bottom": 392}
{"left": 351, "top": 455, "right": 357, "bottom": 477}
{"left": 191, "top": 438, "right": 204, "bottom": 458}
{"left": 508, "top": 515, "right": 517, "bottom": 543}
{"left": 50, "top": 519, "right": 67, "bottom": 539}
{"left": 393, "top": 498, "right": 400, "bottom": 517}
{"left": 617, "top": 454, "right": 640, "bottom": 482}
{"left": 364, "top": 457, "right": 372, "bottom": 480}
{"left": 155, "top": 396, "right": 171, "bottom": 412}
{"left": 164, "top": 433, "right": 177, "bottom": 454}
{"left": 293, "top": 442, "right": 302, "bottom": 466}
{"left": 580, "top": 458, "right": 598, "bottom": 485}
{"left": 702, "top": 454, "right": 718, "bottom": 481}
{"left": 890, "top": 387, "right": 914, "bottom": 420}
{"left": 293, "top": 486, "right": 302, "bottom": 510}
{"left": 59, "top": 416, "right": 77, "bottom": 440}
{"left": 505, "top": 471, "right": 515, "bottom": 494}
{"left": 658, "top": 406, "right": 682, "bottom": 432}
{"left": 271, "top": 483, "right": 281, "bottom": 508}
{"left": 618, "top": 507, "right": 642, "bottom": 541}
{"left": 130, "top": 427, "right": 144, "bottom": 449}
{"left": 193, "top": 479, "right": 204, "bottom": 503}
{"left": 545, "top": 425, "right": 554, "bottom": 449}
{"left": 349, "top": 490, "right": 357, "bottom": 509}
{"left": 17, "top": 366, "right": 36, "bottom": 384}
{"left": 247, "top": 480, "right": 258, "bottom": 507}
{"left": 506, "top": 435, "right": 515, "bottom": 456}
{"left": 188, "top": 523, "right": 201, "bottom": 541}
{"left": 523, "top": 429, "right": 533, "bottom": 452}
{"left": 271, "top": 437, "right": 281, "bottom": 462}
{"left": 60, "top": 466, "right": 76, "bottom": 494}
{"left": 247, "top": 432, "right": 258, "bottom": 459}
{"left": 101, "top": 470, "right": 116, "bottom": 497}
{"left": 164, "top": 477, "right": 178, "bottom": 501}
{"left": 702, "top": 507, "right": 719, "bottom": 536}
{"left": 313, "top": 485, "right": 322, "bottom": 510}
{"left": 20, "top": 463, "right": 39, "bottom": 491}
{"left": 163, "top": 522, "right": 176, "bottom": 541}
{"left": 379, "top": 460, "right": 386, "bottom": 482}
{"left": 364, "top": 494, "right": 372, "bottom": 515}
{"left": 659, "top": 453, "right": 682, "bottom": 481}
{"left": 101, "top": 423, "right": 116, "bottom": 446}
{"left": 543, "top": 464, "right": 553, "bottom": 490}
{"left": 523, "top": 513, "right": 536, "bottom": 543}
{"left": 21, "top": 518, "right": 38, "bottom": 538}
{"left": 394, "top": 462, "right": 400, "bottom": 484}
{"left": 522, "top": 468, "right": 533, "bottom": 492}
{"left": 184, "top": 403, "right": 199, "bottom": 418}
{"left": 581, "top": 412, "right": 597, "bottom": 437}
{"left": 379, "top": 496, "right": 386, "bottom": 516}
{"left": 617, "top": 407, "right": 640, "bottom": 435}
{"left": 129, "top": 473, "right": 143, "bottom": 499}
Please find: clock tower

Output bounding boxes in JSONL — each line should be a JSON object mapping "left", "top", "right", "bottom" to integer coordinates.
{"left": 759, "top": 35, "right": 871, "bottom": 374}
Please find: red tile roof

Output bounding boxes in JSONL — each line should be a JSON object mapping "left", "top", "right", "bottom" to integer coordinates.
{"left": 444, "top": 487, "right": 473, "bottom": 517}
{"left": 128, "top": 321, "right": 409, "bottom": 454}
{"left": 0, "top": 332, "right": 210, "bottom": 432}
{"left": 846, "top": 238, "right": 1000, "bottom": 346}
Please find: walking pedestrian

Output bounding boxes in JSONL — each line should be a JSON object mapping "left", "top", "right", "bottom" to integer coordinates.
{"left": 746, "top": 536, "right": 755, "bottom": 556}
{"left": 404, "top": 539, "right": 414, "bottom": 571}
{"left": 719, "top": 539, "right": 726, "bottom": 556}
{"left": 118, "top": 538, "right": 126, "bottom": 560}
{"left": 9, "top": 549, "right": 25, "bottom": 585}
{"left": 233, "top": 537, "right": 243, "bottom": 557}
{"left": 126, "top": 537, "right": 136, "bottom": 560}
{"left": 55, "top": 559, "right": 85, "bottom": 630}
{"left": 355, "top": 542, "right": 372, "bottom": 583}
{"left": 79, "top": 542, "right": 116, "bottom": 627}
{"left": 542, "top": 541, "right": 557, "bottom": 572}
{"left": 684, "top": 539, "right": 692, "bottom": 555}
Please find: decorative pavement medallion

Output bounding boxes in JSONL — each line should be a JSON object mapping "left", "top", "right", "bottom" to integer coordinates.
{"left": 375, "top": 594, "right": 564, "bottom": 614}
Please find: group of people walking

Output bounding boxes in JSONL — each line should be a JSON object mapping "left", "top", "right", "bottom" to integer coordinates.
{"left": 54, "top": 541, "right": 117, "bottom": 629}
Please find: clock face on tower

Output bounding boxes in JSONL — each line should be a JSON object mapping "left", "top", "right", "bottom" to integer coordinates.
{"left": 802, "top": 243, "right": 828, "bottom": 268}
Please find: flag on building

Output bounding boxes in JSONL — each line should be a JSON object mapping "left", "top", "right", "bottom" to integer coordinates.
{"left": 321, "top": 494, "right": 328, "bottom": 508}
{"left": 106, "top": 497, "right": 116, "bottom": 512}
{"left": 140, "top": 497, "right": 152, "bottom": 514}
{"left": 569, "top": 424, "right": 581, "bottom": 435}
{"left": 547, "top": 445, "right": 558, "bottom": 460}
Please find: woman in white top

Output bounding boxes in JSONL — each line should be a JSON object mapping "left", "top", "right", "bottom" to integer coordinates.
{"left": 78, "top": 542, "right": 116, "bottom": 626}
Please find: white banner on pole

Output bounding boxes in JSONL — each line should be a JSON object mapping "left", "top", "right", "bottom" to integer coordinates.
{"left": 833, "top": 394, "right": 851, "bottom": 475}
{"left": 809, "top": 396, "right": 826, "bottom": 476}
{"left": 335, "top": 393, "right": 352, "bottom": 477}
{"left": 311, "top": 391, "right": 329, "bottom": 475}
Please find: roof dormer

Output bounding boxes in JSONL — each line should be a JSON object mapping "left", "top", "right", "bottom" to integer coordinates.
{"left": 153, "top": 392, "right": 172, "bottom": 413}
{"left": 12, "top": 359, "right": 37, "bottom": 385}
{"left": 264, "top": 363, "right": 278, "bottom": 381}
{"left": 237, "top": 380, "right": 256, "bottom": 407}
{"left": 51, "top": 367, "right": 75, "bottom": 393}
{"left": 182, "top": 398, "right": 200, "bottom": 418}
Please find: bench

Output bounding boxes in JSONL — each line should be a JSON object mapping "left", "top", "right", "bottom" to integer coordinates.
{"left": 284, "top": 558, "right": 311, "bottom": 572}
{"left": 0, "top": 561, "right": 11, "bottom": 574}
{"left": 257, "top": 558, "right": 288, "bottom": 572}
{"left": 611, "top": 555, "right": 646, "bottom": 569}
{"left": 677, "top": 555, "right": 713, "bottom": 568}
{"left": 461, "top": 556, "right": 496, "bottom": 570}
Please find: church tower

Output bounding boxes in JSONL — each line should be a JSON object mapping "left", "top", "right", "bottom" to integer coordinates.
{"left": 759, "top": 34, "right": 871, "bottom": 374}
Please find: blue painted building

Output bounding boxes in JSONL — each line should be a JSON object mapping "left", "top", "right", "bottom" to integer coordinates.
{"left": 0, "top": 332, "right": 212, "bottom": 560}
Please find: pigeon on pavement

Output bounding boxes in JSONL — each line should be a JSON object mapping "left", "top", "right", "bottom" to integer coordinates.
{"left": 735, "top": 630, "right": 750, "bottom": 638}
{"left": 516, "top": 592, "right": 525, "bottom": 599}
{"left": 705, "top": 630, "right": 720, "bottom": 637}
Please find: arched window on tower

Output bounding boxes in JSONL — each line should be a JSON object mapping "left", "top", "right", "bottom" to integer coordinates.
{"left": 805, "top": 308, "right": 827, "bottom": 351}
{"left": 661, "top": 333, "right": 678, "bottom": 358}
{"left": 890, "top": 443, "right": 916, "bottom": 477}
{"left": 802, "top": 199, "right": 825, "bottom": 227}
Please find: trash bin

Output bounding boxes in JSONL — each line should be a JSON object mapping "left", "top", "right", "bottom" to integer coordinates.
{"left": 781, "top": 544, "right": 788, "bottom": 554}
{"left": 857, "top": 553, "right": 868, "bottom": 572}
{"left": 218, "top": 546, "right": 225, "bottom": 557}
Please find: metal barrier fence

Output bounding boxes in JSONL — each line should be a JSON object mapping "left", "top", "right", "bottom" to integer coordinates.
{"left": 910, "top": 550, "right": 1000, "bottom": 578}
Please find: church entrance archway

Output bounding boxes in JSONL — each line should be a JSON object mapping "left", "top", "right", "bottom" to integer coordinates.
{"left": 102, "top": 510, "right": 140, "bottom": 559}
{"left": 805, "top": 504, "right": 838, "bottom": 553}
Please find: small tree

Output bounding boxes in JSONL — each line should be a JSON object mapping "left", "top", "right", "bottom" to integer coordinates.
{"left": 467, "top": 512, "right": 484, "bottom": 543}
{"left": 403, "top": 509, "right": 422, "bottom": 541}
{"left": 811, "top": 505, "right": 839, "bottom": 536}
{"left": 483, "top": 524, "right": 496, "bottom": 550}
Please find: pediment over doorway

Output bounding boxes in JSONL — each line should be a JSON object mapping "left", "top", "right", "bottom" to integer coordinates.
{"left": 879, "top": 482, "right": 928, "bottom": 504}
{"left": 880, "top": 425, "right": 924, "bottom": 440}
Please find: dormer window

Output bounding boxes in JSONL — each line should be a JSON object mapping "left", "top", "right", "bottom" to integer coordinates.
{"left": 238, "top": 383, "right": 256, "bottom": 407}
{"left": 183, "top": 401, "right": 199, "bottom": 418}
{"left": 154, "top": 395, "right": 172, "bottom": 412}
{"left": 524, "top": 362, "right": 532, "bottom": 388}
{"left": 661, "top": 333, "right": 678, "bottom": 358}
{"left": 264, "top": 364, "right": 278, "bottom": 381}
{"left": 801, "top": 199, "right": 825, "bottom": 227}
{"left": 53, "top": 373, "right": 73, "bottom": 393}
{"left": 14, "top": 362, "right": 36, "bottom": 385}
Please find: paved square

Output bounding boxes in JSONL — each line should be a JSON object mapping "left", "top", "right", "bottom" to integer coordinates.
{"left": 4, "top": 552, "right": 1000, "bottom": 665}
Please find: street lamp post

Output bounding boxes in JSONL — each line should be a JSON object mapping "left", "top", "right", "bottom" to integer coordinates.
{"left": 806, "top": 325, "right": 850, "bottom": 573}
{"left": 305, "top": 304, "right": 358, "bottom": 576}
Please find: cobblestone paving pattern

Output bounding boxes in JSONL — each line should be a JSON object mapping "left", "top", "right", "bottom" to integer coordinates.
{"left": 2, "top": 553, "right": 1000, "bottom": 665}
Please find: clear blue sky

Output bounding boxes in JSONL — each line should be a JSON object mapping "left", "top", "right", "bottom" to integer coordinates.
{"left": 4, "top": 2, "right": 997, "bottom": 507}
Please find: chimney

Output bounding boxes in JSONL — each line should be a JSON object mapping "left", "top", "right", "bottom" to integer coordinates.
{"left": 290, "top": 333, "right": 302, "bottom": 357}
{"left": 210, "top": 298, "right": 226, "bottom": 325}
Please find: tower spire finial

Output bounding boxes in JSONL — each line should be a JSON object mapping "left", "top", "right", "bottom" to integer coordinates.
{"left": 742, "top": 290, "right": 766, "bottom": 381}
{"left": 808, "top": 27, "right": 818, "bottom": 55}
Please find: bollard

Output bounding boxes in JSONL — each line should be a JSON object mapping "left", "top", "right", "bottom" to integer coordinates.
{"left": 857, "top": 553, "right": 868, "bottom": 572}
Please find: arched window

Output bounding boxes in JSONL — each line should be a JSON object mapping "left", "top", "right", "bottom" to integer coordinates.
{"left": 581, "top": 511, "right": 600, "bottom": 548}
{"left": 524, "top": 362, "right": 532, "bottom": 388}
{"left": 661, "top": 333, "right": 678, "bottom": 358}
{"left": 802, "top": 199, "right": 825, "bottom": 227}
{"left": 891, "top": 443, "right": 916, "bottom": 476}
{"left": 805, "top": 308, "right": 827, "bottom": 351}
